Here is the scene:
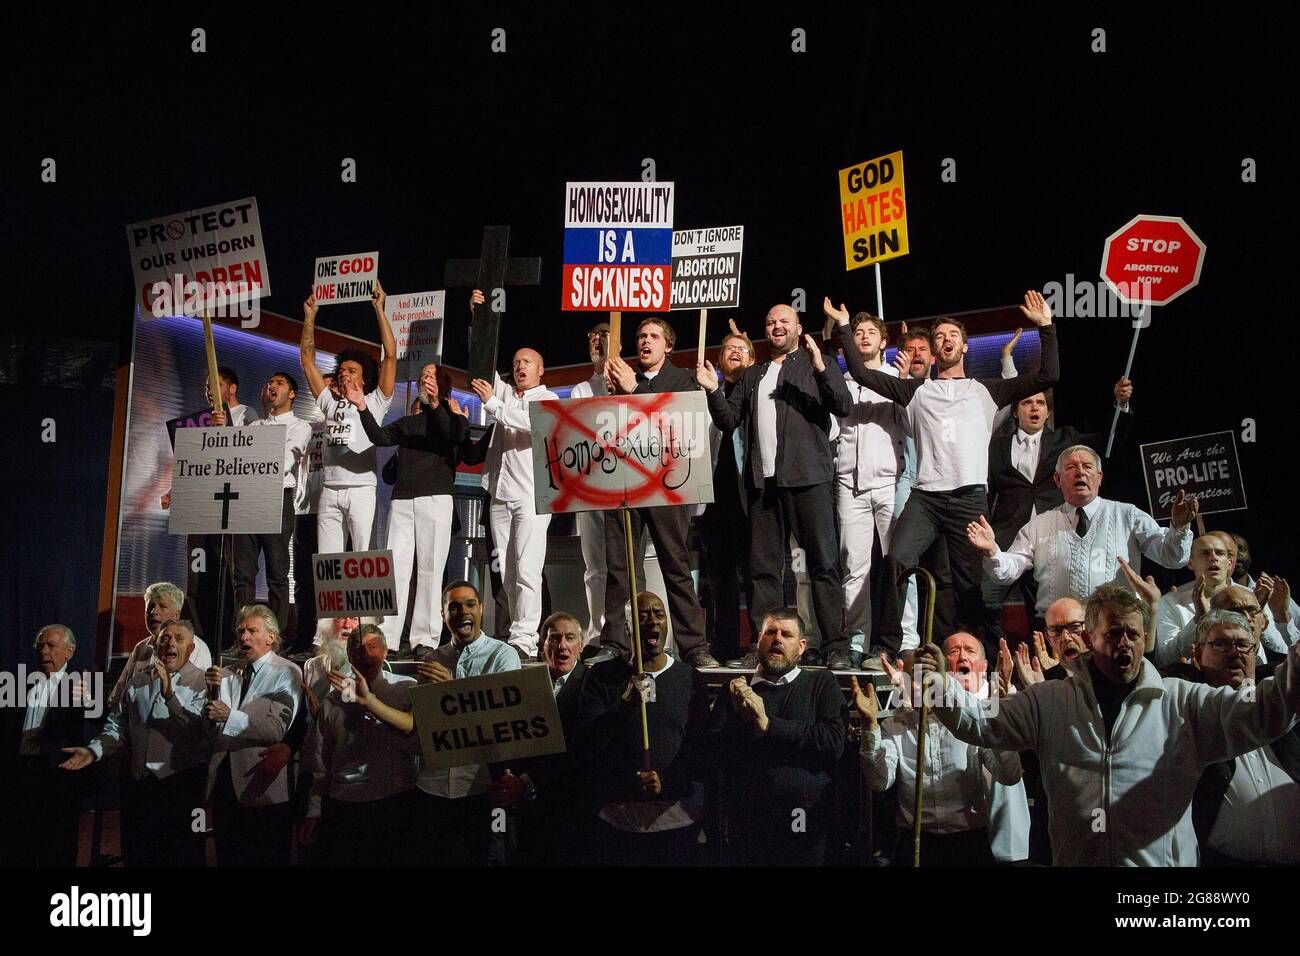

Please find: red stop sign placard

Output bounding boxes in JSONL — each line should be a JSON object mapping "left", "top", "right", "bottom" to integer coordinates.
{"left": 1100, "top": 214, "right": 1206, "bottom": 306}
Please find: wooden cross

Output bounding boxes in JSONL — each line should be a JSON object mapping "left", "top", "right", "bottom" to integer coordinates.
{"left": 443, "top": 226, "right": 542, "bottom": 385}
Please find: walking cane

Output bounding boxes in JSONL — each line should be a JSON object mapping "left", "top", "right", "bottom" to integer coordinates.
{"left": 897, "top": 566, "right": 937, "bottom": 867}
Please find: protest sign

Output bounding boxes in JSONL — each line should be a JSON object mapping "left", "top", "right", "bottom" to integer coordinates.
{"left": 1140, "top": 431, "right": 1246, "bottom": 521}
{"left": 530, "top": 391, "right": 714, "bottom": 514}
{"left": 165, "top": 406, "right": 225, "bottom": 448}
{"left": 127, "top": 196, "right": 270, "bottom": 315}
{"left": 311, "top": 549, "right": 397, "bottom": 617}
{"left": 670, "top": 225, "right": 743, "bottom": 310}
{"left": 562, "top": 181, "right": 674, "bottom": 311}
{"left": 168, "top": 425, "right": 287, "bottom": 534}
{"left": 388, "top": 289, "right": 446, "bottom": 379}
{"left": 409, "top": 666, "right": 566, "bottom": 771}
{"left": 313, "top": 252, "right": 379, "bottom": 305}
{"left": 838, "top": 150, "right": 909, "bottom": 270}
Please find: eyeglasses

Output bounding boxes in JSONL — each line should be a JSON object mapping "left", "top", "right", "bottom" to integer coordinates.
{"left": 1045, "top": 621, "right": 1085, "bottom": 638}
{"left": 1200, "top": 638, "right": 1258, "bottom": 654}
{"left": 722, "top": 345, "right": 751, "bottom": 355}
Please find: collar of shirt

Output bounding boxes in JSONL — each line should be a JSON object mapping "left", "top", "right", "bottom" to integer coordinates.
{"left": 644, "top": 656, "right": 674, "bottom": 678}
{"left": 266, "top": 410, "right": 298, "bottom": 424}
{"left": 511, "top": 383, "right": 551, "bottom": 401}
{"left": 1066, "top": 496, "right": 1105, "bottom": 522}
{"left": 751, "top": 665, "right": 802, "bottom": 687}
{"left": 1015, "top": 428, "right": 1040, "bottom": 446}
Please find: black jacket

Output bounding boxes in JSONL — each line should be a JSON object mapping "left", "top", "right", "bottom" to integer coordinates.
{"left": 707, "top": 346, "right": 852, "bottom": 489}
{"left": 986, "top": 414, "right": 1131, "bottom": 548}
{"left": 630, "top": 359, "right": 698, "bottom": 396}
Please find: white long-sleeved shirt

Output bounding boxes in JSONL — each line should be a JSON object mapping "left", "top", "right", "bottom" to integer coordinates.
{"left": 248, "top": 410, "right": 313, "bottom": 490}
{"left": 89, "top": 661, "right": 208, "bottom": 779}
{"left": 1206, "top": 744, "right": 1300, "bottom": 864}
{"left": 482, "top": 374, "right": 557, "bottom": 503}
{"left": 931, "top": 651, "right": 1300, "bottom": 866}
{"left": 1154, "top": 581, "right": 1298, "bottom": 667}
{"left": 863, "top": 682, "right": 1028, "bottom": 861}
{"left": 986, "top": 496, "right": 1192, "bottom": 616}
{"left": 302, "top": 670, "right": 419, "bottom": 816}
{"left": 833, "top": 365, "right": 907, "bottom": 494}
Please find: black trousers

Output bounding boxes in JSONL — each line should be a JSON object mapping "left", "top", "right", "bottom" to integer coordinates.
{"left": 592, "top": 818, "right": 702, "bottom": 867}
{"left": 186, "top": 534, "right": 238, "bottom": 644}
{"left": 699, "top": 497, "right": 752, "bottom": 661}
{"left": 292, "top": 512, "right": 319, "bottom": 653}
{"left": 893, "top": 826, "right": 994, "bottom": 867}
{"left": 318, "top": 791, "right": 417, "bottom": 866}
{"left": 410, "top": 792, "right": 494, "bottom": 866}
{"left": 4, "top": 757, "right": 81, "bottom": 866}
{"left": 890, "top": 487, "right": 989, "bottom": 642}
{"left": 602, "top": 504, "right": 706, "bottom": 655}
{"left": 121, "top": 766, "right": 206, "bottom": 867}
{"left": 211, "top": 757, "right": 292, "bottom": 866}
{"left": 233, "top": 488, "right": 296, "bottom": 633}
{"left": 748, "top": 479, "right": 845, "bottom": 656}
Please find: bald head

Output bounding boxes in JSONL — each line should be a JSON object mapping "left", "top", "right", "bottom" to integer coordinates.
{"left": 512, "top": 348, "right": 544, "bottom": 391}
{"left": 1212, "top": 585, "right": 1266, "bottom": 642}
{"left": 764, "top": 305, "right": 802, "bottom": 355}
{"left": 1045, "top": 597, "right": 1085, "bottom": 627}
{"left": 1045, "top": 597, "right": 1086, "bottom": 662}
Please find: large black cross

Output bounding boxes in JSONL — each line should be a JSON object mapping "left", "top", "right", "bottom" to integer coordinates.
{"left": 443, "top": 226, "right": 542, "bottom": 385}
{"left": 214, "top": 482, "right": 240, "bottom": 530}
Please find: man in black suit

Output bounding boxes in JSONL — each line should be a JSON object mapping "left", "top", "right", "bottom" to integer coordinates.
{"left": 697, "top": 305, "right": 854, "bottom": 667}
{"left": 982, "top": 377, "right": 1133, "bottom": 648}
{"left": 0, "top": 625, "right": 92, "bottom": 866}
{"left": 598, "top": 317, "right": 719, "bottom": 668}
{"left": 489, "top": 611, "right": 590, "bottom": 864}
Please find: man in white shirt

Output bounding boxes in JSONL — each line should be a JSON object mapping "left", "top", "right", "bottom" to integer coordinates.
{"left": 290, "top": 374, "right": 331, "bottom": 654}
{"left": 161, "top": 365, "right": 248, "bottom": 643}
{"left": 61, "top": 620, "right": 208, "bottom": 866}
{"left": 833, "top": 291, "right": 1058, "bottom": 645}
{"left": 109, "top": 581, "right": 213, "bottom": 711}
{"left": 1158, "top": 583, "right": 1297, "bottom": 670}
{"left": 233, "top": 371, "right": 313, "bottom": 632}
{"left": 968, "top": 444, "right": 1196, "bottom": 632}
{"left": 829, "top": 309, "right": 907, "bottom": 664}
{"left": 567, "top": 321, "right": 611, "bottom": 646}
{"left": 203, "top": 604, "right": 304, "bottom": 867}
{"left": 854, "top": 632, "right": 1027, "bottom": 865}
{"left": 353, "top": 581, "right": 521, "bottom": 866}
{"left": 1178, "top": 611, "right": 1300, "bottom": 865}
{"left": 299, "top": 283, "right": 398, "bottom": 553}
{"left": 469, "top": 289, "right": 559, "bottom": 661}
{"left": 298, "top": 622, "right": 419, "bottom": 866}
{"left": 1154, "top": 534, "right": 1237, "bottom": 666}
{"left": 916, "top": 583, "right": 1300, "bottom": 866}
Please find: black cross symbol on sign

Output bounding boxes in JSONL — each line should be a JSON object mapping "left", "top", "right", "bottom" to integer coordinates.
{"left": 214, "top": 482, "right": 240, "bottom": 530}
{"left": 443, "top": 226, "right": 542, "bottom": 386}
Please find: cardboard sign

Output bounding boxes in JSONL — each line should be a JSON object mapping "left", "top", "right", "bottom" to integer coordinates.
{"left": 562, "top": 181, "right": 674, "bottom": 311}
{"left": 311, "top": 549, "right": 397, "bottom": 617}
{"left": 313, "top": 252, "right": 379, "bottom": 305}
{"left": 1140, "top": 431, "right": 1246, "bottom": 521}
{"left": 388, "top": 289, "right": 446, "bottom": 380}
{"left": 670, "top": 225, "right": 744, "bottom": 310}
{"left": 838, "top": 150, "right": 909, "bottom": 270}
{"left": 127, "top": 196, "right": 270, "bottom": 315}
{"left": 409, "top": 666, "right": 565, "bottom": 771}
{"left": 530, "top": 391, "right": 715, "bottom": 514}
{"left": 165, "top": 406, "right": 225, "bottom": 449}
{"left": 168, "top": 425, "right": 287, "bottom": 534}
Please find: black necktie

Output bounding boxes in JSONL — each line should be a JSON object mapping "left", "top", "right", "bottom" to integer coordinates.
{"left": 1075, "top": 508, "right": 1089, "bottom": 538}
{"left": 239, "top": 664, "right": 257, "bottom": 707}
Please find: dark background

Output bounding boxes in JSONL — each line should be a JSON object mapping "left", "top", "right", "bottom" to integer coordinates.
{"left": 7, "top": 4, "right": 1295, "bottom": 665}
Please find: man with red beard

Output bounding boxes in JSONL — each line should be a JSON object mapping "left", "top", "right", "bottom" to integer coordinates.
{"left": 579, "top": 591, "right": 711, "bottom": 864}
{"left": 708, "top": 609, "right": 846, "bottom": 865}
{"left": 855, "top": 632, "right": 1026, "bottom": 865}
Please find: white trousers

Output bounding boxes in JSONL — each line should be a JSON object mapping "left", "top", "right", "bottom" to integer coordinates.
{"left": 490, "top": 498, "right": 551, "bottom": 659}
{"left": 576, "top": 510, "right": 606, "bottom": 645}
{"left": 317, "top": 485, "right": 378, "bottom": 554}
{"left": 382, "top": 495, "right": 454, "bottom": 651}
{"left": 836, "top": 481, "right": 897, "bottom": 653}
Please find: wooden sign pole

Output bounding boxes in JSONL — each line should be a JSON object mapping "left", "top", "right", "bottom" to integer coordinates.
{"left": 696, "top": 308, "right": 708, "bottom": 360}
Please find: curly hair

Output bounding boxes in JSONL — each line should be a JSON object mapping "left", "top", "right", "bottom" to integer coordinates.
{"left": 333, "top": 348, "right": 380, "bottom": 393}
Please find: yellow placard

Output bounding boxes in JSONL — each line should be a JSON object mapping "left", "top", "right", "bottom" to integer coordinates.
{"left": 838, "top": 150, "right": 909, "bottom": 271}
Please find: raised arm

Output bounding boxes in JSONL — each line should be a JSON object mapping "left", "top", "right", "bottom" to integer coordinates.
{"left": 804, "top": 334, "right": 853, "bottom": 417}
{"left": 985, "top": 291, "right": 1060, "bottom": 408}
{"left": 915, "top": 644, "right": 1041, "bottom": 752}
{"left": 701, "top": 362, "right": 746, "bottom": 431}
{"left": 831, "top": 311, "right": 918, "bottom": 403}
{"left": 372, "top": 281, "right": 397, "bottom": 399}
{"left": 1189, "top": 643, "right": 1300, "bottom": 765}
{"left": 299, "top": 294, "right": 327, "bottom": 398}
